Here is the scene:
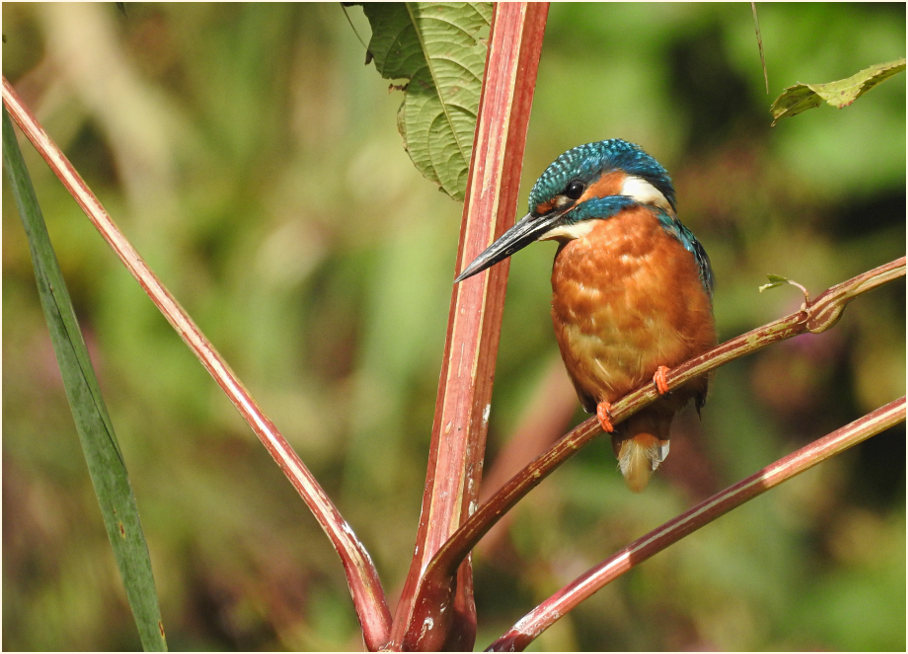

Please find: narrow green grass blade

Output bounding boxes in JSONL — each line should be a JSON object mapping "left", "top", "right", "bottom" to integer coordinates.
{"left": 2, "top": 107, "right": 167, "bottom": 651}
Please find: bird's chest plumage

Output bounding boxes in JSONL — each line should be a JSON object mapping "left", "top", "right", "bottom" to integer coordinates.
{"left": 550, "top": 207, "right": 715, "bottom": 411}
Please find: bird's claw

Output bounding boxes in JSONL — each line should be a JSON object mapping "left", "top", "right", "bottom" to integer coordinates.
{"left": 653, "top": 365, "right": 670, "bottom": 395}
{"left": 596, "top": 401, "right": 615, "bottom": 433}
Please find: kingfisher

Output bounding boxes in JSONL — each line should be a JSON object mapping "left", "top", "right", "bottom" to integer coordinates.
{"left": 455, "top": 139, "right": 716, "bottom": 491}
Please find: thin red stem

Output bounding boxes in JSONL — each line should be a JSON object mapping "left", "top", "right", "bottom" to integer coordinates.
{"left": 2, "top": 76, "right": 392, "bottom": 649}
{"left": 487, "top": 397, "right": 905, "bottom": 651}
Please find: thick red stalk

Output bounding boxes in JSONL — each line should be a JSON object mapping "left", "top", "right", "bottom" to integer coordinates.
{"left": 2, "top": 76, "right": 392, "bottom": 650}
{"left": 388, "top": 4, "right": 549, "bottom": 650}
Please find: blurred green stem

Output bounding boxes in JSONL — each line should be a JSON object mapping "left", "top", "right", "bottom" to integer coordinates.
{"left": 3, "top": 103, "right": 168, "bottom": 653}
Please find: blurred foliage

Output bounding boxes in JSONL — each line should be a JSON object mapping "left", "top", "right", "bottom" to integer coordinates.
{"left": 2, "top": 3, "right": 904, "bottom": 651}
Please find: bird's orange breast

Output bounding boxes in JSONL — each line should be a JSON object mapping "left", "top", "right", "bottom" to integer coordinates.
{"left": 550, "top": 206, "right": 716, "bottom": 412}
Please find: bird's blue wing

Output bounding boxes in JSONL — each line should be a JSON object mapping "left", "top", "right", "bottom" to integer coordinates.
{"left": 655, "top": 211, "right": 714, "bottom": 296}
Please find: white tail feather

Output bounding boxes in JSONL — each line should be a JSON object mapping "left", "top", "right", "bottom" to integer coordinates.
{"left": 616, "top": 434, "right": 670, "bottom": 492}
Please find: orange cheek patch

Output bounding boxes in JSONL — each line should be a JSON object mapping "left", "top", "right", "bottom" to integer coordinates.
{"left": 577, "top": 171, "right": 626, "bottom": 205}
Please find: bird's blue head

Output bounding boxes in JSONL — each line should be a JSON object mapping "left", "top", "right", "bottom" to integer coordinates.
{"left": 528, "top": 139, "right": 675, "bottom": 219}
{"left": 455, "top": 139, "right": 679, "bottom": 282}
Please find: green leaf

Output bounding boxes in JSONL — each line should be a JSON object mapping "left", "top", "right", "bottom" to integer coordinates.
{"left": 2, "top": 108, "right": 167, "bottom": 651}
{"left": 758, "top": 274, "right": 792, "bottom": 293}
{"left": 363, "top": 2, "right": 492, "bottom": 201}
{"left": 758, "top": 273, "right": 809, "bottom": 303}
{"left": 770, "top": 58, "right": 906, "bottom": 126}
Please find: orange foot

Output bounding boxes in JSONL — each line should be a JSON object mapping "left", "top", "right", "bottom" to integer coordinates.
{"left": 596, "top": 401, "right": 615, "bottom": 433}
{"left": 653, "top": 365, "right": 670, "bottom": 395}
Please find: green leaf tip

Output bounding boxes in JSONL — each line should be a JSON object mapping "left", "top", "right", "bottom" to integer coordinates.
{"left": 759, "top": 274, "right": 810, "bottom": 304}
{"left": 758, "top": 274, "right": 791, "bottom": 292}
{"left": 770, "top": 58, "right": 906, "bottom": 126}
{"left": 362, "top": 3, "right": 493, "bottom": 202}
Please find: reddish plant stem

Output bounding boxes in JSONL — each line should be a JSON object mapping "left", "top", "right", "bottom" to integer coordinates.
{"left": 389, "top": 4, "right": 550, "bottom": 650}
{"left": 2, "top": 76, "right": 392, "bottom": 649}
{"left": 410, "top": 256, "right": 905, "bottom": 621}
{"left": 488, "top": 396, "right": 905, "bottom": 651}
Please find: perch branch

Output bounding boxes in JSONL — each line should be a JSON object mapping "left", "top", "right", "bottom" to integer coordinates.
{"left": 410, "top": 256, "right": 905, "bottom": 623}
{"left": 487, "top": 396, "right": 905, "bottom": 651}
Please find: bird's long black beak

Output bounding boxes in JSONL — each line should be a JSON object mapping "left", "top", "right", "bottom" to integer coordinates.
{"left": 454, "top": 210, "right": 565, "bottom": 283}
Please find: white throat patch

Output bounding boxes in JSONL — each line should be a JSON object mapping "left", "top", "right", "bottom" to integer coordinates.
{"left": 539, "top": 220, "right": 597, "bottom": 241}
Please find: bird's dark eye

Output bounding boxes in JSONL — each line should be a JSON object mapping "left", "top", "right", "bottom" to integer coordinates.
{"left": 563, "top": 180, "right": 585, "bottom": 200}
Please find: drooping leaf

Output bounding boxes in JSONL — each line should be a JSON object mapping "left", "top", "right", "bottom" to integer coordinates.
{"left": 2, "top": 108, "right": 167, "bottom": 651}
{"left": 770, "top": 58, "right": 906, "bottom": 126}
{"left": 362, "top": 2, "right": 492, "bottom": 201}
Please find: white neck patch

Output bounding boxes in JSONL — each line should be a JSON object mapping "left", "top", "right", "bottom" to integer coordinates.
{"left": 539, "top": 220, "right": 597, "bottom": 241}
{"left": 620, "top": 175, "right": 674, "bottom": 214}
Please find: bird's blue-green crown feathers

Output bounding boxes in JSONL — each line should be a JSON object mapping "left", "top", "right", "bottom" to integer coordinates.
{"left": 528, "top": 139, "right": 714, "bottom": 295}
{"left": 528, "top": 139, "right": 676, "bottom": 214}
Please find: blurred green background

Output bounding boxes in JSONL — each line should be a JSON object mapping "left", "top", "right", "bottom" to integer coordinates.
{"left": 2, "top": 3, "right": 904, "bottom": 651}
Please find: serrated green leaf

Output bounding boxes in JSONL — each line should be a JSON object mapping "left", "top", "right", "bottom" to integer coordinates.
{"left": 363, "top": 2, "right": 492, "bottom": 201}
{"left": 2, "top": 108, "right": 167, "bottom": 651}
{"left": 770, "top": 58, "right": 906, "bottom": 126}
